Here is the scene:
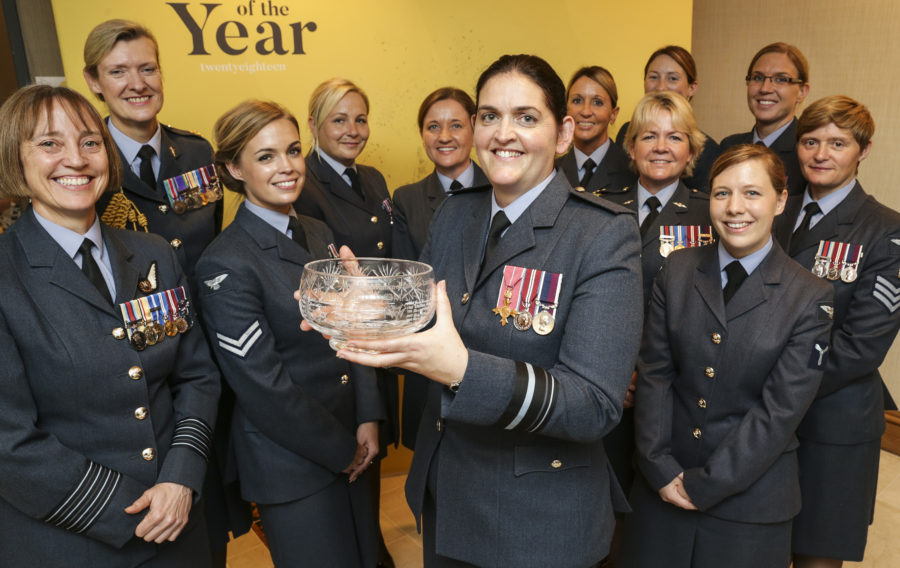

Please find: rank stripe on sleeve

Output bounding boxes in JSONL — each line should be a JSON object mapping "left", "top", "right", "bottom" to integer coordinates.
{"left": 216, "top": 320, "right": 262, "bottom": 357}
{"left": 873, "top": 275, "right": 900, "bottom": 313}
{"left": 498, "top": 361, "right": 559, "bottom": 432}
{"left": 171, "top": 417, "right": 213, "bottom": 460}
{"left": 44, "top": 461, "right": 121, "bottom": 534}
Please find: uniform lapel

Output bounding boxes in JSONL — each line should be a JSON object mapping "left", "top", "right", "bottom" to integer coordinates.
{"left": 104, "top": 226, "right": 141, "bottom": 305}
{"left": 725, "top": 246, "right": 783, "bottom": 321}
{"left": 308, "top": 151, "right": 371, "bottom": 213}
{"left": 642, "top": 182, "right": 691, "bottom": 248}
{"left": 475, "top": 174, "right": 568, "bottom": 289}
{"left": 424, "top": 171, "right": 445, "bottom": 214}
{"left": 116, "top": 144, "right": 162, "bottom": 202}
{"left": 694, "top": 246, "right": 727, "bottom": 329}
{"left": 235, "top": 205, "right": 310, "bottom": 289}
{"left": 556, "top": 152, "right": 579, "bottom": 186}
{"left": 462, "top": 191, "right": 492, "bottom": 293}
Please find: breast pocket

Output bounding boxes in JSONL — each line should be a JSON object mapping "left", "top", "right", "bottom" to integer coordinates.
{"left": 514, "top": 443, "right": 591, "bottom": 476}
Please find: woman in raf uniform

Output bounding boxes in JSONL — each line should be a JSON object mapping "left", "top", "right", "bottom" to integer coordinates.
{"left": 620, "top": 144, "right": 833, "bottom": 568}
{"left": 720, "top": 42, "right": 811, "bottom": 195}
{"left": 614, "top": 46, "right": 721, "bottom": 193}
{"left": 317, "top": 54, "right": 643, "bottom": 568}
{"left": 0, "top": 85, "right": 219, "bottom": 567}
{"left": 557, "top": 66, "right": 630, "bottom": 198}
{"left": 773, "top": 96, "right": 900, "bottom": 568}
{"left": 196, "top": 100, "right": 383, "bottom": 567}
{"left": 392, "top": 87, "right": 487, "bottom": 450}
{"left": 83, "top": 21, "right": 250, "bottom": 566}
{"left": 296, "top": 78, "right": 397, "bottom": 567}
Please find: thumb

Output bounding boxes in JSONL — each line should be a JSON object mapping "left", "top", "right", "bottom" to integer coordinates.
{"left": 124, "top": 491, "right": 151, "bottom": 514}
{"left": 434, "top": 280, "right": 453, "bottom": 325}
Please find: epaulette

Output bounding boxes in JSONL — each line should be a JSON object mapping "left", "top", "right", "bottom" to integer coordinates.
{"left": 688, "top": 188, "right": 710, "bottom": 201}
{"left": 162, "top": 123, "right": 206, "bottom": 139}
{"left": 570, "top": 185, "right": 635, "bottom": 215}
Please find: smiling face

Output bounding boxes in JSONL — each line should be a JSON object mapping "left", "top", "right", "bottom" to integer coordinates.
{"left": 23, "top": 101, "right": 109, "bottom": 232}
{"left": 84, "top": 37, "right": 162, "bottom": 142}
{"left": 710, "top": 159, "right": 786, "bottom": 258}
{"left": 421, "top": 98, "right": 474, "bottom": 179}
{"left": 475, "top": 71, "right": 573, "bottom": 206}
{"left": 567, "top": 75, "right": 619, "bottom": 154}
{"left": 227, "top": 118, "right": 305, "bottom": 215}
{"left": 798, "top": 122, "right": 871, "bottom": 200}
{"left": 629, "top": 109, "right": 693, "bottom": 193}
{"left": 746, "top": 52, "right": 809, "bottom": 138}
{"left": 312, "top": 91, "right": 369, "bottom": 166}
{"left": 644, "top": 54, "right": 697, "bottom": 100}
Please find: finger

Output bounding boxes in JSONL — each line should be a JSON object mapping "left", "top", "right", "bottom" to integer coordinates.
{"left": 339, "top": 246, "right": 363, "bottom": 276}
{"left": 433, "top": 280, "right": 452, "bottom": 325}
{"left": 125, "top": 492, "right": 151, "bottom": 515}
{"left": 293, "top": 289, "right": 302, "bottom": 301}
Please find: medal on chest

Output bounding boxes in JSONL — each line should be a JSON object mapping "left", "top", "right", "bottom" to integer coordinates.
{"left": 162, "top": 164, "right": 223, "bottom": 215}
{"left": 811, "top": 240, "right": 863, "bottom": 283}
{"left": 118, "top": 285, "right": 193, "bottom": 351}
{"left": 659, "top": 225, "right": 715, "bottom": 258}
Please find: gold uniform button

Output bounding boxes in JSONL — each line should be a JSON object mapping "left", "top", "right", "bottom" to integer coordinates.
{"left": 711, "top": 332, "right": 722, "bottom": 344}
{"left": 377, "top": 241, "right": 384, "bottom": 250}
{"left": 141, "top": 448, "right": 155, "bottom": 461}
{"left": 574, "top": 186, "right": 585, "bottom": 193}
{"left": 461, "top": 292, "right": 470, "bottom": 305}
{"left": 692, "top": 428, "right": 702, "bottom": 439}
{"left": 340, "top": 374, "right": 349, "bottom": 385}
{"left": 134, "top": 407, "right": 148, "bottom": 420}
{"left": 158, "top": 204, "right": 169, "bottom": 214}
{"left": 112, "top": 327, "right": 126, "bottom": 340}
{"left": 435, "top": 419, "right": 442, "bottom": 432}
{"left": 128, "top": 366, "right": 144, "bottom": 380}
{"left": 370, "top": 216, "right": 378, "bottom": 223}
{"left": 704, "top": 367, "right": 715, "bottom": 378}
{"left": 551, "top": 459, "right": 562, "bottom": 469}
{"left": 698, "top": 398, "right": 707, "bottom": 409}
{"left": 170, "top": 238, "right": 182, "bottom": 249}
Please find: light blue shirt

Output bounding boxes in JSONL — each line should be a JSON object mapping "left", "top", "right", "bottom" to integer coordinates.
{"left": 793, "top": 179, "right": 856, "bottom": 232}
{"left": 752, "top": 119, "right": 793, "bottom": 147}
{"left": 637, "top": 180, "right": 679, "bottom": 225}
{"left": 33, "top": 210, "right": 116, "bottom": 299}
{"left": 108, "top": 120, "right": 162, "bottom": 181}
{"left": 574, "top": 140, "right": 611, "bottom": 181}
{"left": 317, "top": 150, "right": 356, "bottom": 187}
{"left": 436, "top": 161, "right": 476, "bottom": 193}
{"left": 244, "top": 199, "right": 298, "bottom": 237}
{"left": 718, "top": 237, "right": 773, "bottom": 287}
{"left": 482, "top": 170, "right": 556, "bottom": 260}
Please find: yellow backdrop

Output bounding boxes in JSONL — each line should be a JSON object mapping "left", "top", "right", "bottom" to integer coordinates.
{"left": 52, "top": 0, "right": 692, "bottom": 220}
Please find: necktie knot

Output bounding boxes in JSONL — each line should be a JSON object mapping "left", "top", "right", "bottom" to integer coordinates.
{"left": 723, "top": 260, "right": 748, "bottom": 304}
{"left": 345, "top": 167, "right": 364, "bottom": 200}
{"left": 480, "top": 211, "right": 511, "bottom": 276}
{"left": 803, "top": 202, "right": 822, "bottom": 216}
{"left": 579, "top": 158, "right": 597, "bottom": 188}
{"left": 137, "top": 145, "right": 156, "bottom": 189}
{"left": 287, "top": 216, "right": 308, "bottom": 251}
{"left": 645, "top": 196, "right": 661, "bottom": 212}
{"left": 449, "top": 180, "right": 464, "bottom": 191}
{"left": 639, "top": 196, "right": 662, "bottom": 237}
{"left": 790, "top": 201, "right": 822, "bottom": 254}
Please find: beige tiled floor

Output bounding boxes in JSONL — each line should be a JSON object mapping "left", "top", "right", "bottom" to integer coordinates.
{"left": 226, "top": 451, "right": 900, "bottom": 567}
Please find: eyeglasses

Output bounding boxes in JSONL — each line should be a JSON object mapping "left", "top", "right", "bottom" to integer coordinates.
{"left": 745, "top": 73, "right": 805, "bottom": 87}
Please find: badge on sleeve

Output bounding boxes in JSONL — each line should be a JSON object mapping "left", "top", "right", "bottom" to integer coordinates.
{"left": 818, "top": 302, "right": 834, "bottom": 320}
{"left": 873, "top": 275, "right": 900, "bottom": 313}
{"left": 216, "top": 320, "right": 263, "bottom": 358}
{"left": 202, "top": 272, "right": 231, "bottom": 293}
{"left": 809, "top": 341, "right": 830, "bottom": 369}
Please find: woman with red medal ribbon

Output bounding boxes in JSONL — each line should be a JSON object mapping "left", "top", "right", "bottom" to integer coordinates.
{"left": 304, "top": 54, "right": 643, "bottom": 567}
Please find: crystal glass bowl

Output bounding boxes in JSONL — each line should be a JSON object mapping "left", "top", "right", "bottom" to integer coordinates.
{"left": 299, "top": 257, "right": 435, "bottom": 352}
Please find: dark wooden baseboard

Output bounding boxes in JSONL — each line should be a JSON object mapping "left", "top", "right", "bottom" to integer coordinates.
{"left": 883, "top": 411, "right": 900, "bottom": 456}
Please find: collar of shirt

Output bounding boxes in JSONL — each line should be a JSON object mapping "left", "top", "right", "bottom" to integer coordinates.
{"left": 752, "top": 119, "right": 793, "bottom": 147}
{"left": 108, "top": 120, "right": 162, "bottom": 178}
{"left": 489, "top": 170, "right": 556, "bottom": 237}
{"left": 244, "top": 199, "right": 293, "bottom": 235}
{"left": 637, "top": 179, "right": 679, "bottom": 225}
{"left": 574, "top": 140, "right": 610, "bottom": 174}
{"left": 33, "top": 209, "right": 115, "bottom": 294}
{"left": 436, "top": 160, "right": 475, "bottom": 193}
{"left": 717, "top": 237, "right": 773, "bottom": 287}
{"left": 317, "top": 150, "right": 356, "bottom": 186}
{"left": 794, "top": 178, "right": 856, "bottom": 232}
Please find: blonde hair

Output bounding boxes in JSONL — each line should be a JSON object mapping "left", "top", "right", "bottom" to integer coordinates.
{"left": 213, "top": 100, "right": 300, "bottom": 194}
{"left": 0, "top": 85, "right": 121, "bottom": 199}
{"left": 307, "top": 78, "right": 369, "bottom": 155}
{"left": 83, "top": 19, "right": 159, "bottom": 101}
{"left": 623, "top": 91, "right": 705, "bottom": 177}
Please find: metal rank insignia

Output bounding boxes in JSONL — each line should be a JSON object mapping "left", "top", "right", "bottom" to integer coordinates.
{"left": 659, "top": 225, "right": 715, "bottom": 257}
{"left": 495, "top": 265, "right": 563, "bottom": 334}
{"left": 162, "top": 164, "right": 223, "bottom": 215}
{"left": 118, "top": 285, "right": 191, "bottom": 350}
{"left": 812, "top": 240, "right": 863, "bottom": 283}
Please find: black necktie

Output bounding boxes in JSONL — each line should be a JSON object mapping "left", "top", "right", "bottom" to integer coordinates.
{"left": 579, "top": 158, "right": 596, "bottom": 188}
{"left": 480, "top": 211, "right": 511, "bottom": 274}
{"left": 78, "top": 238, "right": 112, "bottom": 303}
{"left": 449, "top": 180, "right": 463, "bottom": 191}
{"left": 790, "top": 202, "right": 822, "bottom": 255}
{"left": 287, "top": 216, "right": 308, "bottom": 251}
{"left": 345, "top": 168, "right": 364, "bottom": 200}
{"left": 137, "top": 145, "right": 156, "bottom": 189}
{"left": 722, "top": 261, "right": 748, "bottom": 305}
{"left": 640, "top": 196, "right": 661, "bottom": 237}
